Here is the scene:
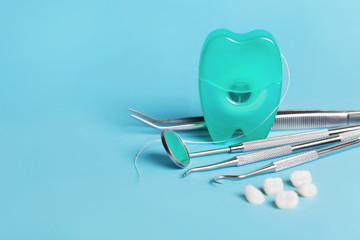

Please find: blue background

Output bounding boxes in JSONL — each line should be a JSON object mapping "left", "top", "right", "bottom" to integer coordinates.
{"left": 1, "top": 0, "right": 360, "bottom": 239}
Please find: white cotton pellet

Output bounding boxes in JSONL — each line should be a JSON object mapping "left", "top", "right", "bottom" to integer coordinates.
{"left": 275, "top": 190, "right": 299, "bottom": 209}
{"left": 244, "top": 185, "right": 265, "bottom": 205}
{"left": 263, "top": 177, "right": 284, "bottom": 195}
{"left": 297, "top": 183, "right": 318, "bottom": 197}
{"left": 290, "top": 170, "right": 312, "bottom": 187}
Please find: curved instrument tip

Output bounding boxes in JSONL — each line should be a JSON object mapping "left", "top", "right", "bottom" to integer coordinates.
{"left": 211, "top": 177, "right": 223, "bottom": 184}
{"left": 183, "top": 170, "right": 192, "bottom": 177}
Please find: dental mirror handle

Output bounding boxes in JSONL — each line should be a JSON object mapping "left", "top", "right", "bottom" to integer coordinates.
{"left": 230, "top": 129, "right": 330, "bottom": 152}
{"left": 192, "top": 129, "right": 330, "bottom": 157}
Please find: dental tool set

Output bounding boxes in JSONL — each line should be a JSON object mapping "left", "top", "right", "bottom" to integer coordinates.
{"left": 131, "top": 29, "right": 360, "bottom": 208}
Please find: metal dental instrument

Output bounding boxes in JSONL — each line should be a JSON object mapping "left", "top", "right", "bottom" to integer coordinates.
{"left": 212, "top": 137, "right": 360, "bottom": 183}
{"left": 129, "top": 108, "right": 360, "bottom": 131}
{"left": 184, "top": 129, "right": 360, "bottom": 176}
{"left": 161, "top": 125, "right": 360, "bottom": 168}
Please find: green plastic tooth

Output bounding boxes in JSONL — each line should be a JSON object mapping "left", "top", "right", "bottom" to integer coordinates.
{"left": 199, "top": 29, "right": 282, "bottom": 142}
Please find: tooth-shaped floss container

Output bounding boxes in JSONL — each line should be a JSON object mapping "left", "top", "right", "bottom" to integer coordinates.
{"left": 199, "top": 29, "right": 283, "bottom": 141}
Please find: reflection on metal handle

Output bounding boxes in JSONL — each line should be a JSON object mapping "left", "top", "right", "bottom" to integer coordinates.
{"left": 237, "top": 129, "right": 330, "bottom": 152}
{"left": 272, "top": 112, "right": 360, "bottom": 130}
{"left": 272, "top": 112, "right": 342, "bottom": 130}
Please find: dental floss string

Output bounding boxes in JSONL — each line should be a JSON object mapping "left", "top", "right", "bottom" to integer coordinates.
{"left": 182, "top": 53, "right": 290, "bottom": 144}
{"left": 134, "top": 53, "right": 290, "bottom": 179}
{"left": 134, "top": 139, "right": 161, "bottom": 180}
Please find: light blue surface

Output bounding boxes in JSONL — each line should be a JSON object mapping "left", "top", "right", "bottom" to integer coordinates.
{"left": 1, "top": 1, "right": 360, "bottom": 239}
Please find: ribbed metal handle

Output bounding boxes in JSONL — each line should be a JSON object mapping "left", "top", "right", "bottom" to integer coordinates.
{"left": 241, "top": 129, "right": 330, "bottom": 152}
{"left": 272, "top": 112, "right": 350, "bottom": 130}
{"left": 274, "top": 151, "right": 319, "bottom": 171}
{"left": 339, "top": 129, "right": 360, "bottom": 141}
{"left": 237, "top": 145, "right": 293, "bottom": 166}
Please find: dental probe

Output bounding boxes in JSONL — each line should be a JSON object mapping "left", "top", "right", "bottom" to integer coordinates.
{"left": 212, "top": 137, "right": 360, "bottom": 183}
{"left": 161, "top": 125, "right": 360, "bottom": 168}
{"left": 183, "top": 129, "right": 360, "bottom": 176}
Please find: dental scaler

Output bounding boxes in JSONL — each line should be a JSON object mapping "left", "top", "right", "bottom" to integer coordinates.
{"left": 212, "top": 137, "right": 360, "bottom": 183}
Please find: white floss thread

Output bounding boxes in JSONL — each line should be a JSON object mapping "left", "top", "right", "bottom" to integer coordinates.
{"left": 134, "top": 139, "right": 161, "bottom": 181}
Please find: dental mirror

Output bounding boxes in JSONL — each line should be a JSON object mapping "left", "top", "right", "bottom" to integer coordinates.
{"left": 161, "top": 130, "right": 191, "bottom": 168}
{"left": 161, "top": 129, "right": 231, "bottom": 168}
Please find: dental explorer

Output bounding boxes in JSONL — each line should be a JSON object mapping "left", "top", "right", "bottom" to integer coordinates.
{"left": 183, "top": 129, "right": 360, "bottom": 176}
{"left": 161, "top": 125, "right": 360, "bottom": 168}
{"left": 212, "top": 137, "right": 360, "bottom": 183}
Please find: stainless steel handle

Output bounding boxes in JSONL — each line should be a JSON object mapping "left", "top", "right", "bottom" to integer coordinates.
{"left": 274, "top": 151, "right": 319, "bottom": 171}
{"left": 272, "top": 112, "right": 360, "bottom": 130}
{"left": 238, "top": 129, "right": 330, "bottom": 152}
{"left": 237, "top": 145, "right": 293, "bottom": 166}
{"left": 272, "top": 112, "right": 351, "bottom": 130}
{"left": 131, "top": 109, "right": 360, "bottom": 131}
